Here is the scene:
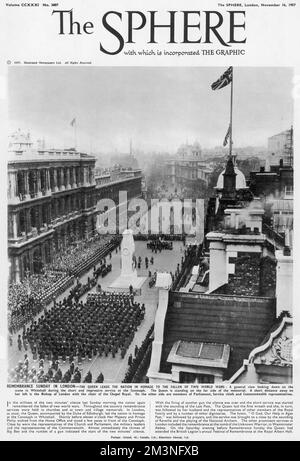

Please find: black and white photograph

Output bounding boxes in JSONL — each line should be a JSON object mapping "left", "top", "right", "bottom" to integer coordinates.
{"left": 7, "top": 66, "right": 293, "bottom": 385}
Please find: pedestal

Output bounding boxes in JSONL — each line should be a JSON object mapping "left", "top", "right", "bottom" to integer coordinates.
{"left": 108, "top": 228, "right": 146, "bottom": 294}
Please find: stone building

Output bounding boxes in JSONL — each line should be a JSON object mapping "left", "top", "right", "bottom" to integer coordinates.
{"left": 147, "top": 195, "right": 292, "bottom": 384}
{"left": 229, "top": 316, "right": 292, "bottom": 384}
{"left": 7, "top": 131, "right": 143, "bottom": 282}
{"left": 165, "top": 142, "right": 213, "bottom": 193}
{"left": 249, "top": 161, "right": 293, "bottom": 201}
{"left": 267, "top": 126, "right": 293, "bottom": 168}
{"left": 8, "top": 132, "right": 97, "bottom": 283}
{"left": 148, "top": 280, "right": 277, "bottom": 383}
{"left": 147, "top": 141, "right": 293, "bottom": 384}
{"left": 95, "top": 167, "right": 142, "bottom": 206}
{"left": 249, "top": 160, "right": 293, "bottom": 238}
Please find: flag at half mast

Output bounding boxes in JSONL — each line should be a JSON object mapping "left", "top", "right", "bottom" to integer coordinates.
{"left": 223, "top": 124, "right": 231, "bottom": 147}
{"left": 70, "top": 118, "right": 76, "bottom": 127}
{"left": 211, "top": 66, "right": 232, "bottom": 90}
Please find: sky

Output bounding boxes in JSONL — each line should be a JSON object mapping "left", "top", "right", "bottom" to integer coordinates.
{"left": 8, "top": 66, "right": 293, "bottom": 154}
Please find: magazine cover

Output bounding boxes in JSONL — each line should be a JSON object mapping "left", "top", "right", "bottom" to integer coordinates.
{"left": 0, "top": 0, "right": 299, "bottom": 446}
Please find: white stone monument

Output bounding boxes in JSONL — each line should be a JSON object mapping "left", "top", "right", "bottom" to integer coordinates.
{"left": 120, "top": 229, "right": 137, "bottom": 278}
{"left": 108, "top": 229, "right": 146, "bottom": 293}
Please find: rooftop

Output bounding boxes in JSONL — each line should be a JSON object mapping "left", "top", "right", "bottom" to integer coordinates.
{"left": 216, "top": 165, "right": 247, "bottom": 190}
{"left": 229, "top": 317, "right": 292, "bottom": 383}
{"left": 167, "top": 341, "right": 230, "bottom": 369}
{"left": 8, "top": 130, "right": 95, "bottom": 164}
{"left": 95, "top": 168, "right": 142, "bottom": 188}
{"left": 8, "top": 148, "right": 95, "bottom": 164}
{"left": 268, "top": 128, "right": 292, "bottom": 139}
{"left": 160, "top": 291, "right": 276, "bottom": 380}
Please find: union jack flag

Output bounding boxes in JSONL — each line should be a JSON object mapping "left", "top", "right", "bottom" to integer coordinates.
{"left": 211, "top": 67, "right": 232, "bottom": 90}
{"left": 223, "top": 124, "right": 231, "bottom": 147}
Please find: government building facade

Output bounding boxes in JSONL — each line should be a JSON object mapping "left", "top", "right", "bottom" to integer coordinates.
{"left": 165, "top": 142, "right": 213, "bottom": 193}
{"left": 8, "top": 131, "right": 142, "bottom": 283}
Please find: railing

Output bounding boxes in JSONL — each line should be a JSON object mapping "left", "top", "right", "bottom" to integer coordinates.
{"left": 262, "top": 223, "right": 285, "bottom": 246}
{"left": 11, "top": 191, "right": 51, "bottom": 202}
{"left": 170, "top": 290, "right": 276, "bottom": 303}
{"left": 9, "top": 226, "right": 55, "bottom": 245}
{"left": 171, "top": 244, "right": 202, "bottom": 291}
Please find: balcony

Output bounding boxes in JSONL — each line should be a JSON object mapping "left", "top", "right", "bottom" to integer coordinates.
{"left": 31, "top": 227, "right": 38, "bottom": 237}
{"left": 8, "top": 232, "right": 27, "bottom": 244}
{"left": 52, "top": 183, "right": 82, "bottom": 194}
{"left": 8, "top": 227, "right": 54, "bottom": 248}
{"left": 40, "top": 224, "right": 48, "bottom": 233}
{"left": 8, "top": 191, "right": 51, "bottom": 206}
{"left": 41, "top": 188, "right": 50, "bottom": 197}
{"left": 52, "top": 217, "right": 63, "bottom": 225}
{"left": 52, "top": 211, "right": 82, "bottom": 227}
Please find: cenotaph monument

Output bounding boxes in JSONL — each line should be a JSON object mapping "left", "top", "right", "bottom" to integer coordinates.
{"left": 108, "top": 229, "right": 146, "bottom": 293}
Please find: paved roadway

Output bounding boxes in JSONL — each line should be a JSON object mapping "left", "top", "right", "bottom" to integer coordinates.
{"left": 8, "top": 240, "right": 185, "bottom": 383}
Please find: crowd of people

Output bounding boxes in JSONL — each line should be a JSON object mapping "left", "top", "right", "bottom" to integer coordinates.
{"left": 133, "top": 255, "right": 155, "bottom": 270}
{"left": 8, "top": 230, "right": 194, "bottom": 384}
{"left": 135, "top": 233, "right": 186, "bottom": 243}
{"left": 61, "top": 260, "right": 112, "bottom": 305}
{"left": 147, "top": 239, "right": 173, "bottom": 252}
{"left": 8, "top": 354, "right": 105, "bottom": 383}
{"left": 16, "top": 292, "right": 145, "bottom": 365}
{"left": 123, "top": 326, "right": 154, "bottom": 383}
{"left": 8, "top": 235, "right": 119, "bottom": 333}
{"left": 8, "top": 270, "right": 70, "bottom": 333}
{"left": 48, "top": 234, "right": 113, "bottom": 274}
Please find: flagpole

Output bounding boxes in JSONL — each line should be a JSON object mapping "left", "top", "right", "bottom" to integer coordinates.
{"left": 229, "top": 67, "right": 233, "bottom": 158}
{"left": 74, "top": 120, "right": 77, "bottom": 151}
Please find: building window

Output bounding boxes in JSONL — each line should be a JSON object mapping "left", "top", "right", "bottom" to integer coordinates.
{"left": 285, "top": 185, "right": 293, "bottom": 198}
{"left": 179, "top": 372, "right": 214, "bottom": 383}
